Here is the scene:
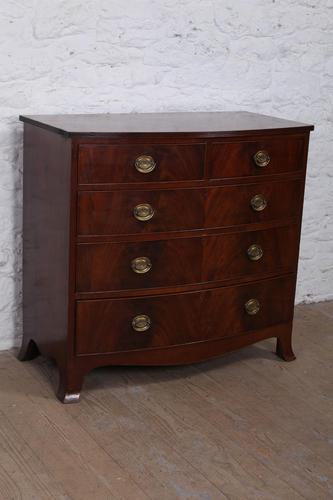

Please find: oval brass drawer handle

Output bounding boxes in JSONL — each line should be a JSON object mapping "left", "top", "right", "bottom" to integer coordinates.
{"left": 132, "top": 314, "right": 151, "bottom": 332}
{"left": 245, "top": 298, "right": 260, "bottom": 316}
{"left": 250, "top": 194, "right": 267, "bottom": 212}
{"left": 253, "top": 150, "right": 270, "bottom": 168}
{"left": 133, "top": 203, "right": 155, "bottom": 222}
{"left": 131, "top": 256, "right": 152, "bottom": 274}
{"left": 247, "top": 244, "right": 263, "bottom": 261}
{"left": 135, "top": 155, "right": 156, "bottom": 173}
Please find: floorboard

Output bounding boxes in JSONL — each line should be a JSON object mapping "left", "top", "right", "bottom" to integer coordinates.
{"left": 0, "top": 301, "right": 332, "bottom": 499}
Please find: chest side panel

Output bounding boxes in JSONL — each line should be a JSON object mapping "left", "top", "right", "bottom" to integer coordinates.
{"left": 23, "top": 124, "right": 73, "bottom": 359}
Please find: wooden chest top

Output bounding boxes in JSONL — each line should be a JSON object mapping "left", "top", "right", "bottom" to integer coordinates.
{"left": 19, "top": 111, "right": 313, "bottom": 137}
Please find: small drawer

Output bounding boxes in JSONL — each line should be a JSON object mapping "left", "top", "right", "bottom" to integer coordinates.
{"left": 75, "top": 275, "right": 295, "bottom": 354}
{"left": 78, "top": 143, "right": 205, "bottom": 184}
{"left": 207, "top": 136, "right": 304, "bottom": 179}
{"left": 77, "top": 179, "right": 303, "bottom": 236}
{"left": 76, "top": 225, "right": 299, "bottom": 292}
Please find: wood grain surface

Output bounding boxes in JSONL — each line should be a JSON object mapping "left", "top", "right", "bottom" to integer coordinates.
{"left": 77, "top": 179, "right": 304, "bottom": 236}
{"left": 208, "top": 135, "right": 305, "bottom": 179}
{"left": 75, "top": 275, "right": 295, "bottom": 354}
{"left": 78, "top": 142, "right": 205, "bottom": 184}
{"left": 19, "top": 110, "right": 314, "bottom": 136}
{"left": 76, "top": 225, "right": 299, "bottom": 293}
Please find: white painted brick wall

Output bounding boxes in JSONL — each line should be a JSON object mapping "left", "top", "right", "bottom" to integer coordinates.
{"left": 0, "top": 0, "right": 332, "bottom": 350}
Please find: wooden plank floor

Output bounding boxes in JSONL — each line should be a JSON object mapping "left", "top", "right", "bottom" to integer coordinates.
{"left": 0, "top": 301, "right": 332, "bottom": 500}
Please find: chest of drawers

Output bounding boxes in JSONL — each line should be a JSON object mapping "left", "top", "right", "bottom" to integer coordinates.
{"left": 18, "top": 112, "right": 313, "bottom": 403}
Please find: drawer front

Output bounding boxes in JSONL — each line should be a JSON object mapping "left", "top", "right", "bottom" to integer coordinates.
{"left": 76, "top": 226, "right": 299, "bottom": 292}
{"left": 78, "top": 143, "right": 205, "bottom": 184}
{"left": 77, "top": 180, "right": 303, "bottom": 236}
{"left": 208, "top": 136, "right": 304, "bottom": 179}
{"left": 76, "top": 275, "right": 295, "bottom": 354}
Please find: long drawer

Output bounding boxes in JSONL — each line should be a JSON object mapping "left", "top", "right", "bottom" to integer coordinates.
{"left": 75, "top": 275, "right": 295, "bottom": 355}
{"left": 76, "top": 225, "right": 299, "bottom": 292}
{"left": 77, "top": 179, "right": 303, "bottom": 236}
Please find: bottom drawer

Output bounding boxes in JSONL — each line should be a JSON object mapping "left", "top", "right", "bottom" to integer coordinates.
{"left": 76, "top": 275, "right": 295, "bottom": 355}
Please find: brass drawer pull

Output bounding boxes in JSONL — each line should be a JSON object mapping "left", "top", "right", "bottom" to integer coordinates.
{"left": 250, "top": 194, "right": 267, "bottom": 212}
{"left": 132, "top": 314, "right": 151, "bottom": 332}
{"left": 131, "top": 256, "right": 152, "bottom": 274}
{"left": 247, "top": 244, "right": 263, "bottom": 261}
{"left": 133, "top": 203, "right": 155, "bottom": 222}
{"left": 135, "top": 155, "right": 156, "bottom": 173}
{"left": 245, "top": 298, "right": 260, "bottom": 316}
{"left": 253, "top": 150, "right": 270, "bottom": 168}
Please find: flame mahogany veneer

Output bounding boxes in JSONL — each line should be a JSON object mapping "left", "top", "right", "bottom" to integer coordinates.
{"left": 18, "top": 111, "right": 313, "bottom": 403}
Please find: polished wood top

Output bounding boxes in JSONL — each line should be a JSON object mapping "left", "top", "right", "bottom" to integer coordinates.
{"left": 19, "top": 111, "right": 314, "bottom": 137}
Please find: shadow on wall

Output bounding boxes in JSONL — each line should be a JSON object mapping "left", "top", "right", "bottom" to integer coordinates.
{"left": 0, "top": 120, "right": 23, "bottom": 350}
{"left": 13, "top": 124, "right": 23, "bottom": 348}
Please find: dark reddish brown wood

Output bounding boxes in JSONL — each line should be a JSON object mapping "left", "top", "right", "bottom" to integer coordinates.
{"left": 203, "top": 225, "right": 299, "bottom": 283}
{"left": 73, "top": 323, "right": 293, "bottom": 368}
{"left": 77, "top": 188, "right": 205, "bottom": 235}
{"left": 276, "top": 330, "right": 296, "bottom": 361}
{"left": 21, "top": 124, "right": 72, "bottom": 360}
{"left": 206, "top": 179, "right": 304, "bottom": 228}
{"left": 18, "top": 112, "right": 313, "bottom": 403}
{"left": 19, "top": 111, "right": 313, "bottom": 137}
{"left": 208, "top": 135, "right": 304, "bottom": 179}
{"left": 76, "top": 237, "right": 202, "bottom": 292}
{"left": 76, "top": 217, "right": 301, "bottom": 245}
{"left": 76, "top": 225, "right": 299, "bottom": 293}
{"left": 19, "top": 124, "right": 78, "bottom": 401}
{"left": 77, "top": 179, "right": 303, "bottom": 236}
{"left": 75, "top": 169, "right": 304, "bottom": 192}
{"left": 75, "top": 275, "right": 295, "bottom": 355}
{"left": 78, "top": 143, "right": 205, "bottom": 184}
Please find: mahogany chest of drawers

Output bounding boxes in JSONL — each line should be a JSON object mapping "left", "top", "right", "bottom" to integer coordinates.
{"left": 18, "top": 112, "right": 313, "bottom": 403}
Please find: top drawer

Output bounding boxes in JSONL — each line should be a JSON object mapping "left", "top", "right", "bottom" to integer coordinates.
{"left": 78, "top": 143, "right": 205, "bottom": 184}
{"left": 208, "top": 136, "right": 304, "bottom": 179}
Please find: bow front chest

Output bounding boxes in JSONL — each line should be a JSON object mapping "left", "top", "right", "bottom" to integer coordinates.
{"left": 18, "top": 112, "right": 313, "bottom": 402}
